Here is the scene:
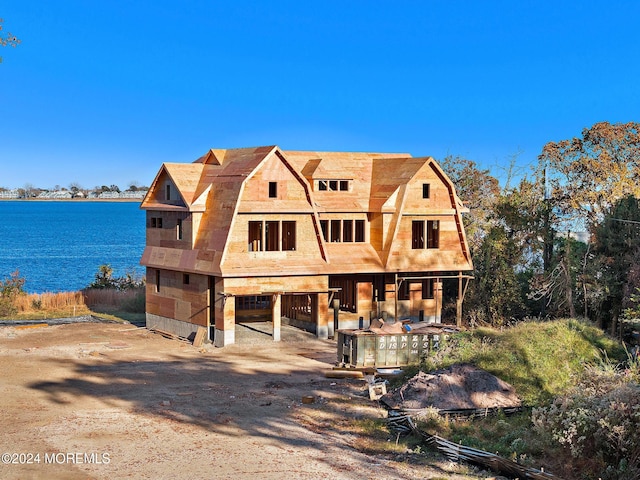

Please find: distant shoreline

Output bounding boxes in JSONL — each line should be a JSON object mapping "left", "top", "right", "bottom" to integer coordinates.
{"left": 0, "top": 198, "right": 142, "bottom": 203}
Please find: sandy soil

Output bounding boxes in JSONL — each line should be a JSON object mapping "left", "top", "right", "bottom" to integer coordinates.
{"left": 381, "top": 364, "right": 522, "bottom": 412}
{"left": 0, "top": 322, "right": 493, "bottom": 480}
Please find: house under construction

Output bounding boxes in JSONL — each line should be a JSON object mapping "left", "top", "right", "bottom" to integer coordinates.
{"left": 140, "top": 146, "right": 473, "bottom": 346}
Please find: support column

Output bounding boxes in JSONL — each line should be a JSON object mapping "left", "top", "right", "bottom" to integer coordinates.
{"left": 272, "top": 293, "right": 281, "bottom": 342}
{"left": 434, "top": 280, "right": 443, "bottom": 323}
{"left": 315, "top": 292, "right": 329, "bottom": 339}
{"left": 214, "top": 279, "right": 235, "bottom": 347}
{"left": 456, "top": 272, "right": 463, "bottom": 328}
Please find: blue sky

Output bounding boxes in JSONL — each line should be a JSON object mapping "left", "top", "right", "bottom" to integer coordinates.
{"left": 1, "top": 1, "right": 639, "bottom": 190}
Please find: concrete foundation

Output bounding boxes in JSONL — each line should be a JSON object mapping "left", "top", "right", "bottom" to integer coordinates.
{"left": 146, "top": 313, "right": 202, "bottom": 340}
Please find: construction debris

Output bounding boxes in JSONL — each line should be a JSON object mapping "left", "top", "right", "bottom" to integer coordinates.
{"left": 380, "top": 364, "right": 521, "bottom": 413}
{"left": 387, "top": 413, "right": 557, "bottom": 479}
{"left": 193, "top": 327, "right": 207, "bottom": 347}
{"left": 147, "top": 327, "right": 190, "bottom": 343}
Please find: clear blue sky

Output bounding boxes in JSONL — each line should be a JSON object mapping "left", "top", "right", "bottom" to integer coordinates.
{"left": 1, "top": 1, "right": 639, "bottom": 190}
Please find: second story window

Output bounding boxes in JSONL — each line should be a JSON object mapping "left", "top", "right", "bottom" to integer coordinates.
{"left": 320, "top": 219, "right": 366, "bottom": 243}
{"left": 248, "top": 221, "right": 263, "bottom": 251}
{"left": 282, "top": 221, "right": 296, "bottom": 251}
{"left": 166, "top": 184, "right": 171, "bottom": 201}
{"left": 412, "top": 221, "right": 424, "bottom": 249}
{"left": 427, "top": 220, "right": 439, "bottom": 248}
{"left": 330, "top": 220, "right": 341, "bottom": 242}
{"left": 265, "top": 221, "right": 279, "bottom": 251}
{"left": 177, "top": 218, "right": 183, "bottom": 240}
{"left": 268, "top": 182, "right": 277, "bottom": 198}
{"left": 423, "top": 183, "right": 430, "bottom": 199}
{"left": 248, "top": 220, "right": 296, "bottom": 252}
{"left": 151, "top": 217, "right": 163, "bottom": 228}
{"left": 412, "top": 220, "right": 439, "bottom": 249}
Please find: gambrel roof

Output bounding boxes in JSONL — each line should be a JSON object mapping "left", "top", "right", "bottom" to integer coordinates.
{"left": 142, "top": 146, "right": 467, "bottom": 213}
{"left": 141, "top": 145, "right": 472, "bottom": 277}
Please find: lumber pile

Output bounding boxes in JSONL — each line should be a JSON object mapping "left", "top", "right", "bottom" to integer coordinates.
{"left": 387, "top": 412, "right": 556, "bottom": 479}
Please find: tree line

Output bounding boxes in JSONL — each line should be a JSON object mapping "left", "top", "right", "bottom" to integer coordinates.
{"left": 442, "top": 121, "right": 640, "bottom": 338}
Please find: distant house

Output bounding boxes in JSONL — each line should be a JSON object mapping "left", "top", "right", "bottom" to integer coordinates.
{"left": 37, "top": 190, "right": 72, "bottom": 199}
{"left": 0, "top": 189, "right": 20, "bottom": 199}
{"left": 140, "top": 146, "right": 473, "bottom": 346}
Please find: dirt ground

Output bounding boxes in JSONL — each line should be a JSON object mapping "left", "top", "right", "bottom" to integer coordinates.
{"left": 0, "top": 321, "right": 495, "bottom": 480}
{"left": 381, "top": 364, "right": 522, "bottom": 412}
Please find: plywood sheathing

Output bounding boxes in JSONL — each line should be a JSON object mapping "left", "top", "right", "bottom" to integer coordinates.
{"left": 141, "top": 145, "right": 473, "bottom": 278}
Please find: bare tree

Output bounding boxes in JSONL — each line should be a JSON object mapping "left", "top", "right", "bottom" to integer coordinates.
{"left": 0, "top": 18, "right": 20, "bottom": 63}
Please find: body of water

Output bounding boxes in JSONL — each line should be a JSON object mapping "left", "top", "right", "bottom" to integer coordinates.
{"left": 0, "top": 201, "right": 146, "bottom": 293}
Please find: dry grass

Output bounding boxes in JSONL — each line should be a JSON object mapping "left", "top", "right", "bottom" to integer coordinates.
{"left": 12, "top": 291, "right": 91, "bottom": 319}
{"left": 7, "top": 287, "right": 145, "bottom": 321}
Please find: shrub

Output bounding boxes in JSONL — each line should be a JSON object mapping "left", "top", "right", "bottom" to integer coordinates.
{"left": 532, "top": 359, "right": 640, "bottom": 479}
{"left": 87, "top": 264, "right": 144, "bottom": 291}
{"left": 0, "top": 270, "right": 26, "bottom": 317}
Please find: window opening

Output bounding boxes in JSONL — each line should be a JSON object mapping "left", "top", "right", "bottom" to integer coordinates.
{"left": 343, "top": 220, "right": 353, "bottom": 242}
{"left": 282, "top": 221, "right": 296, "bottom": 251}
{"left": 422, "top": 279, "right": 435, "bottom": 299}
{"left": 398, "top": 281, "right": 410, "bottom": 301}
{"left": 248, "top": 221, "right": 262, "bottom": 251}
{"left": 329, "top": 277, "right": 357, "bottom": 312}
{"left": 320, "top": 220, "right": 328, "bottom": 241}
{"left": 412, "top": 221, "right": 425, "bottom": 249}
{"left": 330, "top": 219, "right": 341, "bottom": 242}
{"left": 265, "top": 221, "right": 280, "bottom": 251}
{"left": 355, "top": 220, "right": 365, "bottom": 242}
{"left": 427, "top": 220, "right": 439, "bottom": 248}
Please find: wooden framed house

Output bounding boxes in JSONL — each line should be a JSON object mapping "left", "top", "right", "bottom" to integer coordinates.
{"left": 140, "top": 146, "right": 473, "bottom": 347}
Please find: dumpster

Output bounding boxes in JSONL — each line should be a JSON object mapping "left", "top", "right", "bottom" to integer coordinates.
{"left": 337, "top": 324, "right": 456, "bottom": 368}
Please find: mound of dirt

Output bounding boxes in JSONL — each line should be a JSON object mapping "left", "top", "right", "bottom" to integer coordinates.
{"left": 380, "top": 364, "right": 521, "bottom": 412}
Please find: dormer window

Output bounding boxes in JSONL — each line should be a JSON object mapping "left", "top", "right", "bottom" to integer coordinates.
{"left": 316, "top": 179, "right": 350, "bottom": 191}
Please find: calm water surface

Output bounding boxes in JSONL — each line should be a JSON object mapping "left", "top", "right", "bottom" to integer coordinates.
{"left": 0, "top": 201, "right": 146, "bottom": 293}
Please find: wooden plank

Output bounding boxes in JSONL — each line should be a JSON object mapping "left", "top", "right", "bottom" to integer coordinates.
{"left": 324, "top": 369, "right": 364, "bottom": 379}
{"left": 193, "top": 326, "right": 206, "bottom": 347}
{"left": 15, "top": 323, "right": 49, "bottom": 330}
{"left": 148, "top": 327, "right": 189, "bottom": 343}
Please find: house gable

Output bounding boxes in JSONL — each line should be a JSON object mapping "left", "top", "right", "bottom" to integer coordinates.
{"left": 141, "top": 163, "right": 206, "bottom": 211}
{"left": 385, "top": 158, "right": 473, "bottom": 271}
{"left": 219, "top": 148, "right": 329, "bottom": 276}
